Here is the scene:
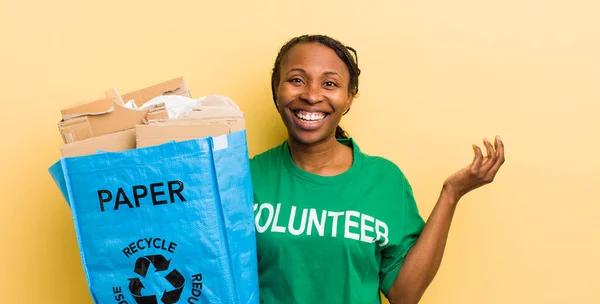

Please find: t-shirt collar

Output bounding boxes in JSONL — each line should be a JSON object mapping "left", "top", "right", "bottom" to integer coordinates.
{"left": 282, "top": 138, "right": 364, "bottom": 185}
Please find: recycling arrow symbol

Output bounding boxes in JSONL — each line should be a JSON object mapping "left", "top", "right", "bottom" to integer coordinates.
{"left": 127, "top": 254, "right": 185, "bottom": 304}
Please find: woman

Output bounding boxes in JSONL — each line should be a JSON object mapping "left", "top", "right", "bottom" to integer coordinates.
{"left": 250, "top": 34, "right": 505, "bottom": 304}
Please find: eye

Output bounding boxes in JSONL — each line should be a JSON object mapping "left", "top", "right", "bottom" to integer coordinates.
{"left": 324, "top": 81, "right": 337, "bottom": 87}
{"left": 289, "top": 77, "right": 303, "bottom": 84}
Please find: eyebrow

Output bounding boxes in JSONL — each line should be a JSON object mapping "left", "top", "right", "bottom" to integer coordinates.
{"left": 286, "top": 68, "right": 341, "bottom": 77}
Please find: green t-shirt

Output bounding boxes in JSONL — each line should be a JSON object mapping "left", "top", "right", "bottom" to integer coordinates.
{"left": 249, "top": 138, "right": 425, "bottom": 304}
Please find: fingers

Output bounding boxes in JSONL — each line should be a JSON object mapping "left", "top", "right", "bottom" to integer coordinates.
{"left": 485, "top": 136, "right": 506, "bottom": 181}
{"left": 485, "top": 138, "right": 494, "bottom": 159}
{"left": 481, "top": 138, "right": 497, "bottom": 172}
{"left": 470, "top": 144, "right": 484, "bottom": 174}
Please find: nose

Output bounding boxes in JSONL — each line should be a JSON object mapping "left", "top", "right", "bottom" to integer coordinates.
{"left": 299, "top": 83, "right": 324, "bottom": 105}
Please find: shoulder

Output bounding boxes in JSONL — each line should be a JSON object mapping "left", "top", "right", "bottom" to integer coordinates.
{"left": 352, "top": 139, "right": 411, "bottom": 186}
{"left": 249, "top": 141, "right": 285, "bottom": 174}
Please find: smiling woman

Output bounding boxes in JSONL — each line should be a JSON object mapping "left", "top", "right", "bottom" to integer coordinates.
{"left": 270, "top": 35, "right": 361, "bottom": 141}
{"left": 275, "top": 41, "right": 354, "bottom": 166}
{"left": 249, "top": 34, "right": 505, "bottom": 304}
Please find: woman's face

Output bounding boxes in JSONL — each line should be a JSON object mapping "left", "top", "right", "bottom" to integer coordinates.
{"left": 276, "top": 42, "right": 354, "bottom": 146}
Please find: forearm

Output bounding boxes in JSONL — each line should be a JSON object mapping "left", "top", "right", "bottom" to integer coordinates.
{"left": 387, "top": 187, "right": 459, "bottom": 304}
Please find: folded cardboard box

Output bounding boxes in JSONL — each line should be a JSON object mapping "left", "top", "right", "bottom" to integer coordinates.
{"left": 58, "top": 98, "right": 152, "bottom": 144}
{"left": 55, "top": 78, "right": 245, "bottom": 157}
{"left": 60, "top": 129, "right": 136, "bottom": 157}
{"left": 60, "top": 96, "right": 115, "bottom": 119}
{"left": 136, "top": 118, "right": 245, "bottom": 148}
{"left": 121, "top": 77, "right": 191, "bottom": 108}
{"left": 57, "top": 77, "right": 191, "bottom": 144}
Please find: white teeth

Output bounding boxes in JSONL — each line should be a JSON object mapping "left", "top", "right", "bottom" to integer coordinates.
{"left": 295, "top": 111, "right": 326, "bottom": 121}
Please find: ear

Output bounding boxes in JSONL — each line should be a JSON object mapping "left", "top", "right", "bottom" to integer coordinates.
{"left": 343, "top": 94, "right": 355, "bottom": 115}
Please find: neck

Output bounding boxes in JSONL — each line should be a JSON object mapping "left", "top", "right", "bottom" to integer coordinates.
{"left": 287, "top": 135, "right": 352, "bottom": 176}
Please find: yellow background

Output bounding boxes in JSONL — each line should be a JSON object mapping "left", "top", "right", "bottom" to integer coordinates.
{"left": 1, "top": 0, "right": 598, "bottom": 303}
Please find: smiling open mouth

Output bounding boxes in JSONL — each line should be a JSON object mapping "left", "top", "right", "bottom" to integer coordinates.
{"left": 293, "top": 110, "right": 329, "bottom": 121}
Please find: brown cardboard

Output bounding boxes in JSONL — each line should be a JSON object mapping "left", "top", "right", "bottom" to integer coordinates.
{"left": 58, "top": 101, "right": 151, "bottom": 144}
{"left": 186, "top": 94, "right": 244, "bottom": 119}
{"left": 187, "top": 108, "right": 245, "bottom": 120}
{"left": 121, "top": 77, "right": 191, "bottom": 107}
{"left": 60, "top": 129, "right": 136, "bottom": 157}
{"left": 144, "top": 103, "right": 170, "bottom": 121}
{"left": 142, "top": 94, "right": 244, "bottom": 122}
{"left": 104, "top": 88, "right": 125, "bottom": 106}
{"left": 60, "top": 97, "right": 114, "bottom": 119}
{"left": 135, "top": 118, "right": 245, "bottom": 148}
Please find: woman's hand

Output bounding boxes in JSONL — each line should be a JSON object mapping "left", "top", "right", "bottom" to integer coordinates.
{"left": 442, "top": 136, "right": 505, "bottom": 203}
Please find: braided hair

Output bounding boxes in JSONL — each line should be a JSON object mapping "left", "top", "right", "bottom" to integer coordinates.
{"left": 271, "top": 34, "right": 361, "bottom": 139}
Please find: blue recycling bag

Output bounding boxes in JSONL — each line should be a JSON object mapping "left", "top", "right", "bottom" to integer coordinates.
{"left": 49, "top": 130, "right": 259, "bottom": 304}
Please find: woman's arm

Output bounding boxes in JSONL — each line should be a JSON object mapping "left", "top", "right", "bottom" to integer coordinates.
{"left": 386, "top": 136, "right": 505, "bottom": 304}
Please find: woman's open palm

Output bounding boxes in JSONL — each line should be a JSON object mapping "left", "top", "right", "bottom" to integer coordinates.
{"left": 443, "top": 136, "right": 506, "bottom": 201}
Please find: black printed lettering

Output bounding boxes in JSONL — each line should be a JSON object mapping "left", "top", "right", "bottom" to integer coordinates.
{"left": 168, "top": 242, "right": 177, "bottom": 253}
{"left": 150, "top": 183, "right": 167, "bottom": 205}
{"left": 129, "top": 242, "right": 138, "bottom": 255}
{"left": 132, "top": 185, "right": 148, "bottom": 207}
{"left": 98, "top": 190, "right": 112, "bottom": 212}
{"left": 136, "top": 239, "right": 146, "bottom": 250}
{"left": 168, "top": 180, "right": 186, "bottom": 203}
{"left": 188, "top": 273, "right": 203, "bottom": 303}
{"left": 153, "top": 238, "right": 162, "bottom": 249}
{"left": 115, "top": 188, "right": 133, "bottom": 210}
{"left": 113, "top": 286, "right": 127, "bottom": 303}
{"left": 122, "top": 238, "right": 178, "bottom": 258}
{"left": 96, "top": 180, "right": 186, "bottom": 212}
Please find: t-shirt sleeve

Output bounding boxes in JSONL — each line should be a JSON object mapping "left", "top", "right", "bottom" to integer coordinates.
{"left": 379, "top": 175, "right": 425, "bottom": 295}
